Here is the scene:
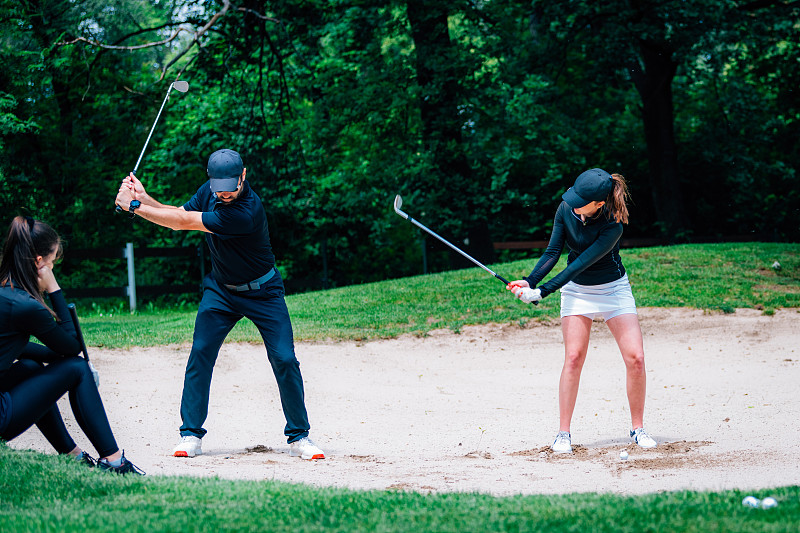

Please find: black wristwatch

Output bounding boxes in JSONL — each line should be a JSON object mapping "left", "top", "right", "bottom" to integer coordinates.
{"left": 128, "top": 199, "right": 141, "bottom": 218}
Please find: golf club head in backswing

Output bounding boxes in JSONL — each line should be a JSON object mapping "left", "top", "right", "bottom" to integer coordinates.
{"left": 115, "top": 80, "right": 190, "bottom": 213}
{"left": 393, "top": 195, "right": 407, "bottom": 219}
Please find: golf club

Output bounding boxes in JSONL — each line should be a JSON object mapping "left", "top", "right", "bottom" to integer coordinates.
{"left": 67, "top": 303, "right": 100, "bottom": 388}
{"left": 115, "top": 80, "right": 189, "bottom": 213}
{"left": 393, "top": 194, "right": 511, "bottom": 285}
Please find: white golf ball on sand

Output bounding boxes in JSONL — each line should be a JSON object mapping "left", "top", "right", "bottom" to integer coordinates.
{"left": 761, "top": 497, "right": 778, "bottom": 509}
{"left": 619, "top": 450, "right": 629, "bottom": 460}
{"left": 742, "top": 496, "right": 760, "bottom": 508}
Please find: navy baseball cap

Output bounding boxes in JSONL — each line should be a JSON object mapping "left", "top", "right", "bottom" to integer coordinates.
{"left": 207, "top": 149, "right": 243, "bottom": 192}
{"left": 562, "top": 168, "right": 614, "bottom": 208}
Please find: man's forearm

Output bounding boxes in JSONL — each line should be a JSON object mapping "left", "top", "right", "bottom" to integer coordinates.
{"left": 134, "top": 204, "right": 208, "bottom": 232}
{"left": 138, "top": 193, "right": 175, "bottom": 209}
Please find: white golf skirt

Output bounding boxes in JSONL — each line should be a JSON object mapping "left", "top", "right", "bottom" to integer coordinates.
{"left": 560, "top": 274, "right": 637, "bottom": 321}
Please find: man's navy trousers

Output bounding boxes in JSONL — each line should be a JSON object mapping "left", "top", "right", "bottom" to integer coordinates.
{"left": 179, "top": 269, "right": 310, "bottom": 443}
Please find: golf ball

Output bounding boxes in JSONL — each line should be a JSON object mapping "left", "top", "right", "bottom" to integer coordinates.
{"left": 742, "top": 496, "right": 760, "bottom": 508}
{"left": 761, "top": 497, "right": 778, "bottom": 509}
{"left": 619, "top": 450, "right": 629, "bottom": 460}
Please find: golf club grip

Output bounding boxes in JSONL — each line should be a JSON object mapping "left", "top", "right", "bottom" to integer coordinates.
{"left": 494, "top": 274, "right": 539, "bottom": 308}
{"left": 115, "top": 169, "right": 136, "bottom": 214}
{"left": 67, "top": 304, "right": 90, "bottom": 361}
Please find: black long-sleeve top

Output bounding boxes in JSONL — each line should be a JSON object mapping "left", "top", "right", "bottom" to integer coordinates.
{"left": 524, "top": 201, "right": 626, "bottom": 298}
{"left": 0, "top": 285, "right": 81, "bottom": 373}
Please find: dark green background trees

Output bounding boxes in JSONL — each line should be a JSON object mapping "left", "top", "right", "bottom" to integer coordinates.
{"left": 1, "top": 0, "right": 798, "bottom": 295}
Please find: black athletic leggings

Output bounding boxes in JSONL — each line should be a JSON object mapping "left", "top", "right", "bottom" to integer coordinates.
{"left": 0, "top": 358, "right": 76, "bottom": 454}
{"left": 0, "top": 357, "right": 118, "bottom": 458}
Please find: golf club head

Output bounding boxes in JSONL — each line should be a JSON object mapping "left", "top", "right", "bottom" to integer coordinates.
{"left": 172, "top": 80, "right": 189, "bottom": 92}
{"left": 393, "top": 195, "right": 408, "bottom": 219}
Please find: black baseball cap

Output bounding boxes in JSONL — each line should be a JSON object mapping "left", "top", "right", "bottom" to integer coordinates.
{"left": 562, "top": 168, "right": 614, "bottom": 208}
{"left": 207, "top": 149, "right": 243, "bottom": 192}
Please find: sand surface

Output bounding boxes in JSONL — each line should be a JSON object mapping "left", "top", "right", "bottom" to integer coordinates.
{"left": 11, "top": 307, "right": 800, "bottom": 496}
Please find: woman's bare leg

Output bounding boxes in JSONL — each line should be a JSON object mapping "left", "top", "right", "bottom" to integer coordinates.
{"left": 559, "top": 315, "right": 593, "bottom": 432}
{"left": 605, "top": 313, "right": 646, "bottom": 429}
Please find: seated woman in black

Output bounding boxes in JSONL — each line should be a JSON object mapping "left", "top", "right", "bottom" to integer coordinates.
{"left": 0, "top": 215, "right": 142, "bottom": 474}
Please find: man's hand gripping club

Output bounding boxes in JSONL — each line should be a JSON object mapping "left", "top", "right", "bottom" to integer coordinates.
{"left": 115, "top": 174, "right": 148, "bottom": 213}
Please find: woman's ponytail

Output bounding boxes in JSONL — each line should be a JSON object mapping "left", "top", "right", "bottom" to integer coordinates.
{"left": 606, "top": 174, "right": 630, "bottom": 224}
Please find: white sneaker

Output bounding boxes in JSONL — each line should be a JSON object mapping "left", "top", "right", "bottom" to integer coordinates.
{"left": 173, "top": 435, "right": 203, "bottom": 457}
{"left": 630, "top": 427, "right": 657, "bottom": 449}
{"left": 551, "top": 431, "right": 573, "bottom": 453}
{"left": 288, "top": 436, "right": 325, "bottom": 460}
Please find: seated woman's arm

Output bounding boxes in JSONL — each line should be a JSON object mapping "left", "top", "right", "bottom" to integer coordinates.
{"left": 17, "top": 290, "right": 81, "bottom": 357}
{"left": 19, "top": 342, "right": 61, "bottom": 363}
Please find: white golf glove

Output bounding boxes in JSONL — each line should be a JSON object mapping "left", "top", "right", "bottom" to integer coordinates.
{"left": 516, "top": 287, "right": 542, "bottom": 304}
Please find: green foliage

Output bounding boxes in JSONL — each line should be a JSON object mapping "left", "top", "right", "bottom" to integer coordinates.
{"left": 1, "top": 443, "right": 799, "bottom": 533}
{"left": 675, "top": 13, "right": 800, "bottom": 237}
{"left": 0, "top": 92, "right": 39, "bottom": 139}
{"left": 69, "top": 243, "right": 800, "bottom": 348}
{"left": 0, "top": 0, "right": 798, "bottom": 294}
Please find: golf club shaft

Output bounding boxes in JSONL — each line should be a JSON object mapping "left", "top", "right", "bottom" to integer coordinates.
{"left": 116, "top": 81, "right": 185, "bottom": 213}
{"left": 67, "top": 304, "right": 89, "bottom": 361}
{"left": 132, "top": 84, "right": 176, "bottom": 176}
{"left": 396, "top": 205, "right": 510, "bottom": 285}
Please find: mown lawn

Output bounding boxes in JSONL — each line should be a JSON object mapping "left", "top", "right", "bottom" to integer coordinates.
{"left": 1, "top": 444, "right": 798, "bottom": 533}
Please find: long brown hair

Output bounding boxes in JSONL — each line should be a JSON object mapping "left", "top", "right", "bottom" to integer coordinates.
{"left": 605, "top": 173, "right": 630, "bottom": 224}
{"left": 0, "top": 216, "right": 63, "bottom": 315}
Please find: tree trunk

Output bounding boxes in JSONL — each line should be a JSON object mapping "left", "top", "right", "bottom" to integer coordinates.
{"left": 405, "top": 0, "right": 496, "bottom": 267}
{"left": 630, "top": 39, "right": 688, "bottom": 238}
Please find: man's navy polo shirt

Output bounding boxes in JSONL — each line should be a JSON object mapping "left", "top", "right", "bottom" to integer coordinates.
{"left": 183, "top": 180, "right": 275, "bottom": 286}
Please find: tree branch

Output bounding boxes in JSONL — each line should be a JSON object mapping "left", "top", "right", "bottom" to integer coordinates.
{"left": 56, "top": 0, "right": 234, "bottom": 56}
{"left": 58, "top": 27, "right": 191, "bottom": 50}
{"left": 156, "top": 0, "right": 236, "bottom": 80}
{"left": 55, "top": 1, "right": 293, "bottom": 88}
{"left": 235, "top": 6, "right": 279, "bottom": 23}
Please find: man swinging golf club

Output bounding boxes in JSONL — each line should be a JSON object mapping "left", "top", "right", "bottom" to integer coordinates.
{"left": 114, "top": 149, "right": 324, "bottom": 460}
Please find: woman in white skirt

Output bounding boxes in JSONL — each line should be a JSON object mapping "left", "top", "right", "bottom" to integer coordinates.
{"left": 507, "top": 168, "right": 657, "bottom": 453}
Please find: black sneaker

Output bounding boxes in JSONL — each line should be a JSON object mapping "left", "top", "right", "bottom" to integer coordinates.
{"left": 98, "top": 451, "right": 145, "bottom": 476}
{"left": 75, "top": 451, "right": 97, "bottom": 467}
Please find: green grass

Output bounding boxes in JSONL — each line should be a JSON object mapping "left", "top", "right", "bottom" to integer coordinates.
{"left": 4, "top": 242, "right": 800, "bottom": 532}
{"left": 76, "top": 242, "right": 800, "bottom": 348}
{"left": 1, "top": 444, "right": 798, "bottom": 533}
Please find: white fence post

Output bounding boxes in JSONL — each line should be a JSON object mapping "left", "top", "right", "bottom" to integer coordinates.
{"left": 125, "top": 242, "right": 136, "bottom": 312}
